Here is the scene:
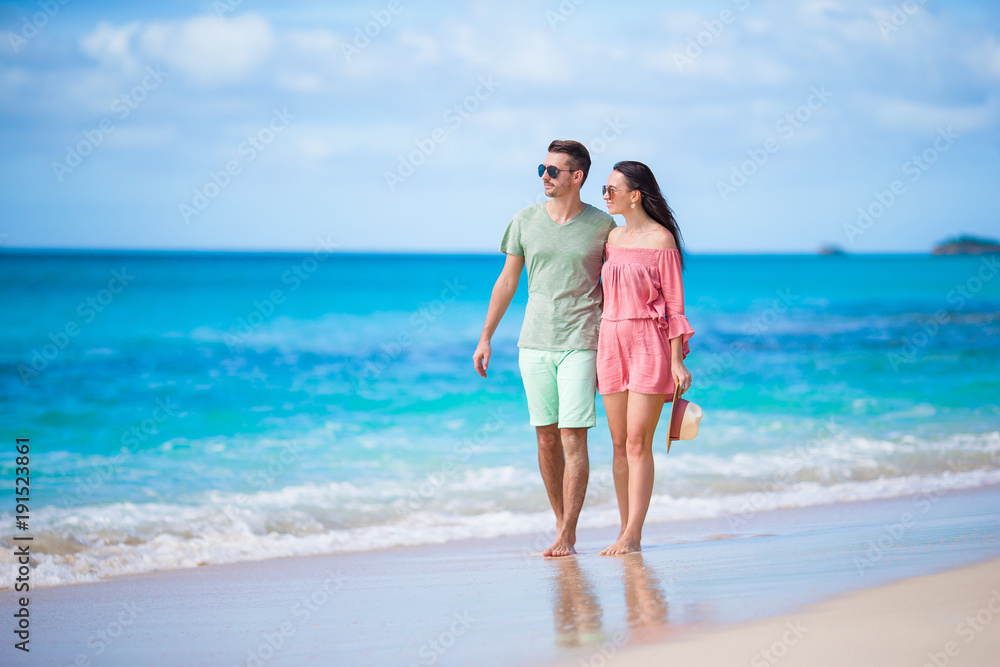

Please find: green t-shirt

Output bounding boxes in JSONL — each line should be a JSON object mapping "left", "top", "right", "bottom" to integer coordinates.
{"left": 500, "top": 202, "right": 616, "bottom": 351}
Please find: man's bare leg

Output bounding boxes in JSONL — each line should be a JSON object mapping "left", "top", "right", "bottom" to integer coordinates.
{"left": 546, "top": 427, "right": 589, "bottom": 557}
{"left": 537, "top": 424, "right": 565, "bottom": 555}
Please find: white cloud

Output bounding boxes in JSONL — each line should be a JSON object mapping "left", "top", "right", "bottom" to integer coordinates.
{"left": 869, "top": 95, "right": 1000, "bottom": 134}
{"left": 487, "top": 29, "right": 571, "bottom": 84}
{"left": 286, "top": 28, "right": 340, "bottom": 56}
{"left": 962, "top": 38, "right": 1000, "bottom": 81}
{"left": 649, "top": 48, "right": 792, "bottom": 85}
{"left": 398, "top": 30, "right": 440, "bottom": 65}
{"left": 79, "top": 14, "right": 275, "bottom": 85}
{"left": 0, "top": 66, "right": 28, "bottom": 90}
{"left": 275, "top": 71, "right": 324, "bottom": 93}
{"left": 656, "top": 9, "right": 712, "bottom": 36}
{"left": 292, "top": 122, "right": 414, "bottom": 161}
{"left": 138, "top": 13, "right": 274, "bottom": 85}
{"left": 797, "top": 0, "right": 884, "bottom": 42}
{"left": 104, "top": 125, "right": 177, "bottom": 149}
{"left": 80, "top": 21, "right": 141, "bottom": 71}
{"left": 441, "top": 21, "right": 492, "bottom": 69}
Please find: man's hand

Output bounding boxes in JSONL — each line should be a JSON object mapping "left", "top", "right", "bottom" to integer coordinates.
{"left": 473, "top": 339, "right": 492, "bottom": 378}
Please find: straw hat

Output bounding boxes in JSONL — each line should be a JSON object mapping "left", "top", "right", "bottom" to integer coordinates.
{"left": 666, "top": 385, "right": 702, "bottom": 453}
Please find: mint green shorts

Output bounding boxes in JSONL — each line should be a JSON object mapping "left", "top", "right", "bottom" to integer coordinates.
{"left": 517, "top": 348, "right": 597, "bottom": 428}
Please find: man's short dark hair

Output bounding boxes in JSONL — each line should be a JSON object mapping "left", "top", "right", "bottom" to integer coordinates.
{"left": 547, "top": 139, "right": 591, "bottom": 185}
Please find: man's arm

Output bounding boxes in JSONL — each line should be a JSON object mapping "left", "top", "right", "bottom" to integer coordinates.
{"left": 473, "top": 253, "right": 525, "bottom": 378}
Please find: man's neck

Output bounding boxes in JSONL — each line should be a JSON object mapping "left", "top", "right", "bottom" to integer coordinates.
{"left": 546, "top": 195, "right": 586, "bottom": 225}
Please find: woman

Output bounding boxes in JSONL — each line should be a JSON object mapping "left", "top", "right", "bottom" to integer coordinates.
{"left": 597, "top": 161, "right": 694, "bottom": 555}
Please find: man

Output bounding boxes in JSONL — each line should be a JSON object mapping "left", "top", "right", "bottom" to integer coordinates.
{"left": 473, "top": 139, "right": 616, "bottom": 557}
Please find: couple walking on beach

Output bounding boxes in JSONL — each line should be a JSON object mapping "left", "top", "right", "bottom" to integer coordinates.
{"left": 473, "top": 140, "right": 694, "bottom": 557}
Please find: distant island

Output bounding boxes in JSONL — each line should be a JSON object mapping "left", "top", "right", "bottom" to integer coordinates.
{"left": 818, "top": 244, "right": 846, "bottom": 256}
{"left": 933, "top": 235, "right": 1000, "bottom": 255}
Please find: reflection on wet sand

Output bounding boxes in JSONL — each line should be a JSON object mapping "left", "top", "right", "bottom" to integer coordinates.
{"left": 548, "top": 553, "right": 671, "bottom": 651}
{"left": 550, "top": 557, "right": 605, "bottom": 647}
{"left": 619, "top": 553, "right": 670, "bottom": 640}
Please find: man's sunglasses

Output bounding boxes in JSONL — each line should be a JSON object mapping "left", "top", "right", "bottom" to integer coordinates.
{"left": 538, "top": 164, "right": 579, "bottom": 178}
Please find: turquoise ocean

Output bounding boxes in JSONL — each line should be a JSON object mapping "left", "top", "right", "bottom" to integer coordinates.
{"left": 2, "top": 250, "right": 999, "bottom": 587}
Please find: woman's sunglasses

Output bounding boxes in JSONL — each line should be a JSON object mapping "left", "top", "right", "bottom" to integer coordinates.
{"left": 538, "top": 164, "right": 579, "bottom": 178}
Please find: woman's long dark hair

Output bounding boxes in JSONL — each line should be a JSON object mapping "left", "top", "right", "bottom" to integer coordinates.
{"left": 613, "top": 160, "right": 684, "bottom": 269}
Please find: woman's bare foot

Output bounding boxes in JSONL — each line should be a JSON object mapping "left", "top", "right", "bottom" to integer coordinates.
{"left": 600, "top": 536, "right": 641, "bottom": 555}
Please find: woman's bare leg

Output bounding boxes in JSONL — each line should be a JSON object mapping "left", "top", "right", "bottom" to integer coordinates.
{"left": 601, "top": 392, "right": 666, "bottom": 555}
{"left": 601, "top": 391, "right": 629, "bottom": 536}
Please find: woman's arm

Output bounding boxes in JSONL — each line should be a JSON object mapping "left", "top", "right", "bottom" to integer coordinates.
{"left": 670, "top": 336, "right": 691, "bottom": 393}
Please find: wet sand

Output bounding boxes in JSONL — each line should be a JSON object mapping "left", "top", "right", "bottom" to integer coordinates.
{"left": 595, "top": 556, "right": 1000, "bottom": 667}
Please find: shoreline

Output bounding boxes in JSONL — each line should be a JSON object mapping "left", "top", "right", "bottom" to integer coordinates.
{"left": 8, "top": 473, "right": 1000, "bottom": 592}
{"left": 2, "top": 485, "right": 998, "bottom": 665}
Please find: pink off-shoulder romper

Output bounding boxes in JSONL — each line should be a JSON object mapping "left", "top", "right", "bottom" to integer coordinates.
{"left": 597, "top": 244, "right": 695, "bottom": 395}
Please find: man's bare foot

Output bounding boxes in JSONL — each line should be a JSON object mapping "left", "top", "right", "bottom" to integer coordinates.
{"left": 600, "top": 537, "right": 641, "bottom": 555}
{"left": 544, "top": 542, "right": 577, "bottom": 557}
{"left": 543, "top": 532, "right": 577, "bottom": 557}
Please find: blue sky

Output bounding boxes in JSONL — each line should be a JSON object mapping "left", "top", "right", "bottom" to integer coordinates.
{"left": 1, "top": 0, "right": 999, "bottom": 252}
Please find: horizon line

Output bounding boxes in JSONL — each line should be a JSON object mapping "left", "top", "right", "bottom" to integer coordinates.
{"left": 0, "top": 246, "right": 963, "bottom": 257}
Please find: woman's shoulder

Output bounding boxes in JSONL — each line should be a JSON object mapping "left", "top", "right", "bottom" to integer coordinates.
{"left": 606, "top": 225, "right": 678, "bottom": 251}
{"left": 647, "top": 227, "right": 677, "bottom": 250}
